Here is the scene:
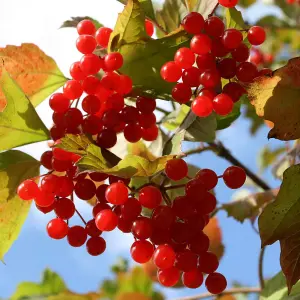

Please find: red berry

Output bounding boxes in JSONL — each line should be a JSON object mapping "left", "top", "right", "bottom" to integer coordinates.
{"left": 182, "top": 12, "right": 205, "bottom": 35}
{"left": 131, "top": 217, "right": 153, "bottom": 240}
{"left": 80, "top": 54, "right": 103, "bottom": 75}
{"left": 77, "top": 20, "right": 96, "bottom": 35}
{"left": 86, "top": 236, "right": 106, "bottom": 256}
{"left": 196, "top": 169, "right": 218, "bottom": 190}
{"left": 74, "top": 179, "right": 96, "bottom": 200}
{"left": 105, "top": 93, "right": 125, "bottom": 111}
{"left": 76, "top": 35, "right": 96, "bottom": 54}
{"left": 194, "top": 191, "right": 217, "bottom": 214}
{"left": 188, "top": 232, "right": 210, "bottom": 254}
{"left": 165, "top": 158, "right": 188, "bottom": 181}
{"left": 92, "top": 202, "right": 110, "bottom": 218}
{"left": 183, "top": 269, "right": 204, "bottom": 288}
{"left": 17, "top": 180, "right": 39, "bottom": 200}
{"left": 52, "top": 148, "right": 73, "bottom": 161}
{"left": 205, "top": 273, "right": 227, "bottom": 294}
{"left": 198, "top": 88, "right": 217, "bottom": 100}
{"left": 160, "top": 62, "right": 182, "bottom": 82}
{"left": 182, "top": 67, "right": 201, "bottom": 87}
{"left": 192, "top": 96, "right": 213, "bottom": 117}
{"left": 259, "top": 68, "right": 272, "bottom": 76}
{"left": 152, "top": 206, "right": 176, "bottom": 230}
{"left": 116, "top": 75, "right": 133, "bottom": 95}
{"left": 47, "top": 218, "right": 68, "bottom": 239}
{"left": 120, "top": 197, "right": 142, "bottom": 220}
{"left": 198, "top": 252, "right": 219, "bottom": 274}
{"left": 190, "top": 34, "right": 212, "bottom": 55}
{"left": 85, "top": 219, "right": 102, "bottom": 237}
{"left": 50, "top": 125, "right": 65, "bottom": 141}
{"left": 54, "top": 198, "right": 75, "bottom": 220}
{"left": 36, "top": 202, "right": 55, "bottom": 214}
{"left": 199, "top": 69, "right": 220, "bottom": 88}
{"left": 101, "top": 72, "right": 120, "bottom": 90}
{"left": 63, "top": 80, "right": 83, "bottom": 100}
{"left": 139, "top": 186, "right": 162, "bottom": 209}
{"left": 175, "top": 249, "right": 198, "bottom": 272}
{"left": 185, "top": 179, "right": 206, "bottom": 198}
{"left": 248, "top": 26, "right": 266, "bottom": 45}
{"left": 105, "top": 182, "right": 128, "bottom": 205}
{"left": 95, "top": 209, "right": 118, "bottom": 231}
{"left": 117, "top": 216, "right": 133, "bottom": 233}
{"left": 130, "top": 240, "right": 154, "bottom": 263}
{"left": 82, "top": 76, "right": 101, "bottom": 95}
{"left": 222, "top": 29, "right": 243, "bottom": 50}
{"left": 205, "top": 16, "right": 224, "bottom": 37}
{"left": 196, "top": 53, "right": 216, "bottom": 73}
{"left": 212, "top": 93, "right": 234, "bottom": 116}
{"left": 96, "top": 129, "right": 117, "bottom": 149}
{"left": 56, "top": 176, "right": 74, "bottom": 197}
{"left": 67, "top": 226, "right": 87, "bottom": 247}
{"left": 236, "top": 62, "right": 258, "bottom": 82}
{"left": 89, "top": 172, "right": 109, "bottom": 182}
{"left": 222, "top": 82, "right": 246, "bottom": 103}
{"left": 136, "top": 96, "right": 156, "bottom": 113}
{"left": 49, "top": 93, "right": 70, "bottom": 113}
{"left": 223, "top": 166, "right": 246, "bottom": 189}
{"left": 69, "top": 61, "right": 87, "bottom": 80}
{"left": 217, "top": 58, "right": 236, "bottom": 79}
{"left": 82, "top": 116, "right": 103, "bottom": 135}
{"left": 95, "top": 27, "right": 112, "bottom": 48}
{"left": 34, "top": 190, "right": 55, "bottom": 207}
{"left": 211, "top": 38, "right": 230, "bottom": 57}
{"left": 153, "top": 244, "right": 176, "bottom": 269}
{"left": 157, "top": 267, "right": 180, "bottom": 287}
{"left": 174, "top": 47, "right": 195, "bottom": 69}
{"left": 142, "top": 125, "right": 159, "bottom": 141}
{"left": 172, "top": 195, "right": 195, "bottom": 219}
{"left": 145, "top": 19, "right": 154, "bottom": 36}
{"left": 124, "top": 123, "right": 142, "bottom": 143}
{"left": 120, "top": 106, "right": 139, "bottom": 123}
{"left": 172, "top": 83, "right": 192, "bottom": 104}
{"left": 231, "top": 43, "right": 250, "bottom": 62}
{"left": 218, "top": 0, "right": 238, "bottom": 8}
{"left": 104, "top": 52, "right": 123, "bottom": 71}
{"left": 82, "top": 95, "right": 101, "bottom": 114}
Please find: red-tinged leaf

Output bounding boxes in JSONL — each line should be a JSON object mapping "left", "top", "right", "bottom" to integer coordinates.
{"left": 247, "top": 57, "right": 300, "bottom": 141}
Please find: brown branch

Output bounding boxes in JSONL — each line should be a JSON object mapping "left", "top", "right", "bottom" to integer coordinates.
{"left": 259, "top": 246, "right": 266, "bottom": 290}
{"left": 208, "top": 3, "right": 219, "bottom": 18}
{"left": 172, "top": 287, "right": 261, "bottom": 300}
{"left": 183, "top": 146, "right": 215, "bottom": 156}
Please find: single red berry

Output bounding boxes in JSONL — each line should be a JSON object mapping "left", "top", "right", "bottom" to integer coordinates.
{"left": 67, "top": 226, "right": 87, "bottom": 247}
{"left": 198, "top": 252, "right": 219, "bottom": 274}
{"left": 211, "top": 38, "right": 230, "bottom": 57}
{"left": 40, "top": 174, "right": 60, "bottom": 195}
{"left": 92, "top": 202, "right": 111, "bottom": 218}
{"left": 151, "top": 228, "right": 171, "bottom": 246}
{"left": 102, "top": 110, "right": 120, "bottom": 129}
{"left": 194, "top": 191, "right": 217, "bottom": 214}
{"left": 95, "top": 27, "right": 112, "bottom": 48}
{"left": 205, "top": 16, "right": 224, "bottom": 37}
{"left": 212, "top": 93, "right": 234, "bottom": 116}
{"left": 139, "top": 112, "right": 155, "bottom": 129}
{"left": 157, "top": 267, "right": 180, "bottom": 287}
{"left": 182, "top": 269, "right": 204, "bottom": 288}
{"left": 54, "top": 198, "right": 75, "bottom": 220}
{"left": 192, "top": 96, "right": 213, "bottom": 117}
{"left": 109, "top": 176, "right": 130, "bottom": 185}
{"left": 196, "top": 53, "right": 216, "bottom": 73}
{"left": 160, "top": 62, "right": 182, "bottom": 82}
{"left": 131, "top": 240, "right": 154, "bottom": 263}
{"left": 120, "top": 106, "right": 139, "bottom": 123}
{"left": 222, "top": 29, "right": 243, "bottom": 50}
{"left": 188, "top": 232, "right": 210, "bottom": 254}
{"left": 218, "top": 0, "right": 238, "bottom": 8}
{"left": 153, "top": 244, "right": 176, "bottom": 269}
{"left": 85, "top": 219, "right": 102, "bottom": 237}
{"left": 117, "top": 216, "right": 133, "bottom": 233}
{"left": 139, "top": 186, "right": 162, "bottom": 209}
{"left": 77, "top": 20, "right": 96, "bottom": 35}
{"left": 74, "top": 179, "right": 96, "bottom": 200}
{"left": 95, "top": 209, "right": 118, "bottom": 231}
{"left": 50, "top": 125, "right": 65, "bottom": 141}
{"left": 52, "top": 148, "right": 73, "bottom": 161}
{"left": 105, "top": 93, "right": 125, "bottom": 111}
{"left": 105, "top": 182, "right": 128, "bottom": 205}
{"left": 96, "top": 129, "right": 117, "bottom": 149}
{"left": 172, "top": 195, "right": 195, "bottom": 219}
{"left": 196, "top": 169, "right": 218, "bottom": 190}
{"left": 182, "top": 67, "right": 201, "bottom": 87}
{"left": 95, "top": 184, "right": 109, "bottom": 203}
{"left": 152, "top": 206, "right": 176, "bottom": 230}
{"left": 198, "top": 88, "right": 217, "bottom": 100}
{"left": 142, "top": 125, "right": 159, "bottom": 141}
{"left": 185, "top": 179, "right": 206, "bottom": 198}
{"left": 104, "top": 52, "right": 123, "bottom": 71}
{"left": 124, "top": 123, "right": 142, "bottom": 143}
{"left": 145, "top": 19, "right": 154, "bottom": 36}
{"left": 56, "top": 176, "right": 74, "bottom": 197}
{"left": 101, "top": 72, "right": 120, "bottom": 90}
{"left": 217, "top": 58, "right": 236, "bottom": 79}
{"left": 132, "top": 217, "right": 153, "bottom": 240}
{"left": 199, "top": 69, "right": 221, "bottom": 88}
{"left": 36, "top": 202, "right": 55, "bottom": 214}
{"left": 248, "top": 26, "right": 266, "bottom": 45}
{"left": 80, "top": 54, "right": 103, "bottom": 75}
{"left": 231, "top": 43, "right": 250, "bottom": 62}
{"left": 172, "top": 83, "right": 192, "bottom": 104}
{"left": 174, "top": 47, "right": 195, "bottom": 69}
{"left": 82, "top": 95, "right": 101, "bottom": 114}
{"left": 222, "top": 82, "right": 246, "bottom": 103}
{"left": 52, "top": 112, "right": 66, "bottom": 127}
{"left": 136, "top": 96, "right": 156, "bottom": 113}
{"left": 182, "top": 12, "right": 205, "bottom": 34}
{"left": 115, "top": 75, "right": 133, "bottom": 95}
{"left": 223, "top": 166, "right": 246, "bottom": 189}
{"left": 205, "top": 273, "right": 227, "bottom": 294}
{"left": 69, "top": 61, "right": 87, "bottom": 80}
{"left": 49, "top": 93, "right": 70, "bottom": 113}
{"left": 236, "top": 62, "right": 258, "bottom": 82}
{"left": 82, "top": 115, "right": 103, "bottom": 135}
{"left": 175, "top": 249, "right": 198, "bottom": 272}
{"left": 86, "top": 236, "right": 106, "bottom": 256}
{"left": 17, "top": 180, "right": 39, "bottom": 200}
{"left": 47, "top": 218, "right": 69, "bottom": 239}
{"left": 63, "top": 80, "right": 83, "bottom": 100}
{"left": 34, "top": 190, "right": 55, "bottom": 207}
{"left": 190, "top": 34, "right": 212, "bottom": 55}
{"left": 76, "top": 35, "right": 97, "bottom": 54}
{"left": 165, "top": 158, "right": 188, "bottom": 181}
{"left": 89, "top": 172, "right": 108, "bottom": 182}
{"left": 82, "top": 76, "right": 101, "bottom": 95}
{"left": 120, "top": 197, "right": 142, "bottom": 220}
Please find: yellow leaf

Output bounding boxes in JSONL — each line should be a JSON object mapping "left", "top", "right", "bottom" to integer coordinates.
{"left": 0, "top": 43, "right": 67, "bottom": 111}
{"left": 247, "top": 57, "right": 300, "bottom": 141}
{"left": 116, "top": 292, "right": 151, "bottom": 300}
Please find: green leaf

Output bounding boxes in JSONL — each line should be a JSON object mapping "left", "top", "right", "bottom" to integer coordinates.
{"left": 258, "top": 146, "right": 286, "bottom": 172}
{"left": 163, "top": 131, "right": 185, "bottom": 156}
{"left": 109, "top": 0, "right": 190, "bottom": 99}
{"left": 256, "top": 15, "right": 291, "bottom": 27}
{"left": 11, "top": 269, "right": 66, "bottom": 299}
{"left": 193, "top": 0, "right": 218, "bottom": 18}
{"left": 60, "top": 16, "right": 103, "bottom": 29}
{"left": 162, "top": 105, "right": 189, "bottom": 131}
{"left": 260, "top": 271, "right": 300, "bottom": 300}
{"left": 0, "top": 150, "right": 40, "bottom": 261}
{"left": 238, "top": 0, "right": 255, "bottom": 7}
{"left": 56, "top": 134, "right": 91, "bottom": 155}
{"left": 216, "top": 101, "right": 241, "bottom": 130}
{"left": 0, "top": 69, "right": 50, "bottom": 150}
{"left": 259, "top": 164, "right": 300, "bottom": 246}
{"left": 117, "top": 0, "right": 156, "bottom": 21}
{"left": 225, "top": 7, "right": 249, "bottom": 31}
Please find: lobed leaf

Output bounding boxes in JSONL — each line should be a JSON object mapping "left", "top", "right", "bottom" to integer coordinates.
{"left": 0, "top": 43, "right": 67, "bottom": 110}
{"left": 0, "top": 69, "right": 50, "bottom": 150}
{"left": 0, "top": 150, "right": 40, "bottom": 261}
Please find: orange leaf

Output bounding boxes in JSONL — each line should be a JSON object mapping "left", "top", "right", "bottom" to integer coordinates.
{"left": 0, "top": 43, "right": 66, "bottom": 111}
{"left": 247, "top": 57, "right": 300, "bottom": 141}
{"left": 203, "top": 217, "right": 225, "bottom": 260}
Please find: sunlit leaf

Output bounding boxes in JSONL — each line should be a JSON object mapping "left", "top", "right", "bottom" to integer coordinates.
{"left": 117, "top": 0, "right": 156, "bottom": 21}
{"left": 258, "top": 146, "right": 286, "bottom": 172}
{"left": 193, "top": 0, "right": 218, "bottom": 18}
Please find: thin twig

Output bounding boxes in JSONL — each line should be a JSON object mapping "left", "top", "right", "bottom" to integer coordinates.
{"left": 208, "top": 3, "right": 219, "bottom": 18}
{"left": 151, "top": 19, "right": 168, "bottom": 35}
{"left": 164, "top": 183, "right": 186, "bottom": 191}
{"left": 183, "top": 146, "right": 215, "bottom": 156}
{"left": 259, "top": 247, "right": 266, "bottom": 289}
{"left": 172, "top": 287, "right": 261, "bottom": 300}
{"left": 75, "top": 209, "right": 87, "bottom": 225}
{"left": 155, "top": 106, "right": 171, "bottom": 115}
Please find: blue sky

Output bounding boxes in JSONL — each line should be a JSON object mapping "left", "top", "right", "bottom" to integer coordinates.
{"left": 0, "top": 0, "right": 288, "bottom": 299}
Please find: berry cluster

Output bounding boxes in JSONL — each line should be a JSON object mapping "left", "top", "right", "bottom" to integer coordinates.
{"left": 17, "top": 149, "right": 246, "bottom": 294}
{"left": 50, "top": 19, "right": 158, "bottom": 148}
{"left": 160, "top": 11, "right": 266, "bottom": 118}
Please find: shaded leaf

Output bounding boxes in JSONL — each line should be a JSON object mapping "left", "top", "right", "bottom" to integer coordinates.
{"left": 163, "top": 131, "right": 185, "bottom": 156}
{"left": 60, "top": 16, "right": 103, "bottom": 29}
{"left": 256, "top": 15, "right": 291, "bottom": 27}
{"left": 127, "top": 141, "right": 157, "bottom": 160}
{"left": 225, "top": 7, "right": 249, "bottom": 31}
{"left": 11, "top": 269, "right": 66, "bottom": 299}
{"left": 259, "top": 164, "right": 300, "bottom": 246}
{"left": 193, "top": 0, "right": 218, "bottom": 18}
{"left": 260, "top": 271, "right": 300, "bottom": 300}
{"left": 247, "top": 57, "right": 300, "bottom": 141}
{"left": 0, "top": 150, "right": 40, "bottom": 261}
{"left": 238, "top": 0, "right": 255, "bottom": 7}
{"left": 258, "top": 146, "right": 286, "bottom": 172}
{"left": 0, "top": 43, "right": 67, "bottom": 109}
{"left": 117, "top": 0, "right": 156, "bottom": 21}
{"left": 56, "top": 134, "right": 91, "bottom": 155}
{"left": 0, "top": 69, "right": 50, "bottom": 150}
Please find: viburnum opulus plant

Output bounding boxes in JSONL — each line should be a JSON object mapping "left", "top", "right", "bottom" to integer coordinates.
{"left": 4, "top": 0, "right": 300, "bottom": 297}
